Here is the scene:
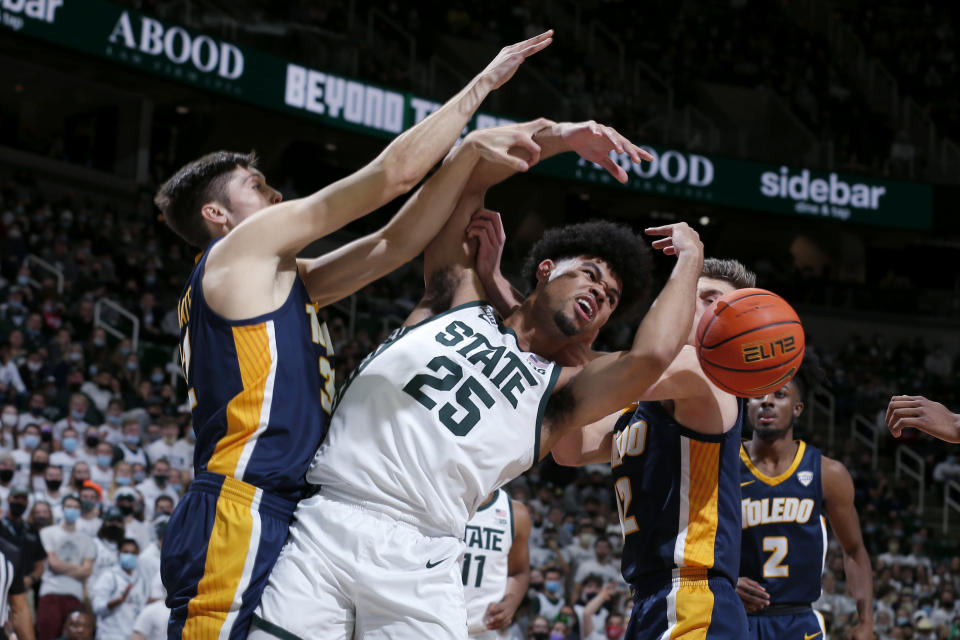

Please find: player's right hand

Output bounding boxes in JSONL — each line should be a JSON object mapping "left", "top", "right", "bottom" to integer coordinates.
{"left": 477, "top": 31, "right": 554, "bottom": 91}
{"left": 885, "top": 394, "right": 955, "bottom": 439}
{"left": 464, "top": 124, "right": 542, "bottom": 172}
{"left": 467, "top": 209, "right": 506, "bottom": 281}
{"left": 557, "top": 121, "right": 653, "bottom": 183}
{"left": 645, "top": 222, "right": 703, "bottom": 261}
{"left": 735, "top": 577, "right": 770, "bottom": 613}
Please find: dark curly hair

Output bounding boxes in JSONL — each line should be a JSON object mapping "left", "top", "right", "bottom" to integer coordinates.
{"left": 154, "top": 151, "right": 258, "bottom": 248}
{"left": 520, "top": 220, "right": 652, "bottom": 320}
{"left": 791, "top": 347, "right": 828, "bottom": 402}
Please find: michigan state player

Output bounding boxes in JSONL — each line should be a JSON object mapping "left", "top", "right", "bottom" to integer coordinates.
{"left": 153, "top": 31, "right": 554, "bottom": 640}
{"left": 738, "top": 355, "right": 874, "bottom": 640}
{"left": 537, "top": 259, "right": 755, "bottom": 639}
{"left": 463, "top": 489, "right": 531, "bottom": 639}
{"left": 251, "top": 118, "right": 704, "bottom": 639}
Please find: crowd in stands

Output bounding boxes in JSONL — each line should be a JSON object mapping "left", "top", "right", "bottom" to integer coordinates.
{"left": 0, "top": 161, "right": 958, "bottom": 639}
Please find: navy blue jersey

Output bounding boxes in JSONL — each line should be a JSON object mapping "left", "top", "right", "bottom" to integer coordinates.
{"left": 176, "top": 240, "right": 335, "bottom": 500}
{"left": 739, "top": 440, "right": 826, "bottom": 605}
{"left": 612, "top": 400, "right": 745, "bottom": 587}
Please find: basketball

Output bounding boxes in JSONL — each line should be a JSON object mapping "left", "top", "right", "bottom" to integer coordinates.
{"left": 696, "top": 288, "right": 805, "bottom": 397}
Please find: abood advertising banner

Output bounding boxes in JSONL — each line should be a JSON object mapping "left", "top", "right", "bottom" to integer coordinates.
{"left": 1, "top": 0, "right": 934, "bottom": 229}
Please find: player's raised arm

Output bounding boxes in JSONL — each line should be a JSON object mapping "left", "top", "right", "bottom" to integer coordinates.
{"left": 216, "top": 31, "right": 554, "bottom": 265}
{"left": 821, "top": 457, "right": 874, "bottom": 640}
{"left": 886, "top": 395, "right": 960, "bottom": 443}
{"left": 297, "top": 123, "right": 541, "bottom": 307}
{"left": 539, "top": 223, "right": 703, "bottom": 456}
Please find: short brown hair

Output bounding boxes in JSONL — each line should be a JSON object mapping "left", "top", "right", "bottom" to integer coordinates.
{"left": 154, "top": 151, "right": 258, "bottom": 247}
{"left": 701, "top": 258, "right": 756, "bottom": 289}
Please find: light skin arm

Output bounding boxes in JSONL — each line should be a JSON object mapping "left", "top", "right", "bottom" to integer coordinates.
{"left": 296, "top": 124, "right": 542, "bottom": 307}
{"left": 581, "top": 582, "right": 619, "bottom": 637}
{"left": 9, "top": 593, "right": 34, "bottom": 640}
{"left": 484, "top": 501, "right": 532, "bottom": 630}
{"left": 886, "top": 395, "right": 960, "bottom": 443}
{"left": 539, "top": 225, "right": 703, "bottom": 456}
{"left": 822, "top": 456, "right": 874, "bottom": 640}
{"left": 132, "top": 634, "right": 148, "bottom": 640}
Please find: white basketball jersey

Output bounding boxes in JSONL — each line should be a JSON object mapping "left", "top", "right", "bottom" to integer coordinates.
{"left": 308, "top": 302, "right": 560, "bottom": 537}
{"left": 464, "top": 489, "right": 515, "bottom": 635}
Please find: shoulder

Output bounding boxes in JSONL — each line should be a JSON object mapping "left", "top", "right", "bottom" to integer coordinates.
{"left": 820, "top": 454, "right": 854, "bottom": 503}
{"left": 820, "top": 454, "right": 851, "bottom": 483}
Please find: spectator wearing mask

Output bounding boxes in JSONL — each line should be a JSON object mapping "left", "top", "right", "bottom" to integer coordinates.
{"left": 92, "top": 507, "right": 125, "bottom": 578}
{"left": 36, "top": 495, "right": 95, "bottom": 640}
{"left": 76, "top": 426, "right": 103, "bottom": 469}
{"left": 52, "top": 394, "right": 90, "bottom": 443}
{"left": 577, "top": 579, "right": 626, "bottom": 640}
{"left": 153, "top": 495, "right": 174, "bottom": 520}
{"left": 144, "top": 420, "right": 189, "bottom": 471}
{"left": 0, "top": 452, "right": 16, "bottom": 505}
{"left": 135, "top": 458, "right": 176, "bottom": 521}
{"left": 531, "top": 566, "right": 566, "bottom": 622}
{"left": 75, "top": 482, "right": 103, "bottom": 537}
{"left": 79, "top": 370, "right": 114, "bottom": 414}
{"left": 118, "top": 420, "right": 148, "bottom": 467}
{"left": 89, "top": 441, "right": 115, "bottom": 488}
{"left": 113, "top": 488, "right": 150, "bottom": 552}
{"left": 565, "top": 523, "right": 598, "bottom": 571}
{"left": 33, "top": 464, "right": 65, "bottom": 524}
{"left": 573, "top": 538, "right": 620, "bottom": 585}
{"left": 131, "top": 462, "right": 147, "bottom": 486}
{"left": 0, "top": 404, "right": 18, "bottom": 449}
{"left": 1, "top": 488, "right": 46, "bottom": 596}
{"left": 0, "top": 343, "right": 27, "bottom": 400}
{"left": 28, "top": 448, "right": 50, "bottom": 493}
{"left": 19, "top": 393, "right": 51, "bottom": 431}
{"left": 49, "top": 426, "right": 80, "bottom": 479}
{"left": 527, "top": 616, "right": 551, "bottom": 640}
{"left": 91, "top": 538, "right": 145, "bottom": 640}
{"left": 99, "top": 400, "right": 125, "bottom": 446}
{"left": 18, "top": 350, "right": 48, "bottom": 392}
{"left": 13, "top": 424, "right": 40, "bottom": 482}
{"left": 106, "top": 461, "right": 133, "bottom": 505}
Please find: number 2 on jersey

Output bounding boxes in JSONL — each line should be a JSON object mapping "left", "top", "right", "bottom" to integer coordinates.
{"left": 305, "top": 304, "right": 335, "bottom": 413}
{"left": 762, "top": 536, "right": 789, "bottom": 578}
{"left": 614, "top": 477, "right": 639, "bottom": 537}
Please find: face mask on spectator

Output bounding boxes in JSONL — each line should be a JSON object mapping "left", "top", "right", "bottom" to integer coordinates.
{"left": 29, "top": 407, "right": 42, "bottom": 416}
{"left": 133, "top": 470, "right": 146, "bottom": 483}
{"left": 40, "top": 430, "right": 52, "bottom": 443}
{"left": 169, "top": 482, "right": 182, "bottom": 494}
{"left": 550, "top": 633, "right": 564, "bottom": 640}
{"left": 119, "top": 552, "right": 138, "bottom": 571}
{"left": 1, "top": 413, "right": 16, "bottom": 427}
{"left": 62, "top": 437, "right": 78, "bottom": 453}
{"left": 45, "top": 479, "right": 61, "bottom": 492}
{"left": 120, "top": 347, "right": 130, "bottom": 356}
{"left": 23, "top": 435, "right": 40, "bottom": 450}
{"left": 579, "top": 532, "right": 595, "bottom": 546}
{"left": 93, "top": 338, "right": 105, "bottom": 347}
{"left": 97, "top": 454, "right": 112, "bottom": 467}
{"left": 26, "top": 361, "right": 42, "bottom": 372}
{"left": 125, "top": 434, "right": 140, "bottom": 447}
{"left": 70, "top": 410, "right": 85, "bottom": 421}
{"left": 153, "top": 473, "right": 168, "bottom": 487}
{"left": 117, "top": 503, "right": 134, "bottom": 517}
{"left": 115, "top": 476, "right": 131, "bottom": 486}
{"left": 68, "top": 352, "right": 82, "bottom": 362}
{"left": 103, "top": 524, "right": 124, "bottom": 541}
{"left": 8, "top": 502, "right": 26, "bottom": 518}
{"left": 0, "top": 469, "right": 12, "bottom": 484}
{"left": 562, "top": 523, "right": 575, "bottom": 535}
{"left": 88, "top": 365, "right": 98, "bottom": 376}
{"left": 606, "top": 625, "right": 624, "bottom": 639}
{"left": 63, "top": 507, "right": 80, "bottom": 523}
{"left": 30, "top": 461, "right": 47, "bottom": 474}
{"left": 531, "top": 634, "right": 548, "bottom": 640}
{"left": 16, "top": 275, "right": 28, "bottom": 286}
{"left": 545, "top": 580, "right": 563, "bottom": 596}
{"left": 33, "top": 515, "right": 51, "bottom": 528}
{"left": 107, "top": 415, "right": 123, "bottom": 426}
{"left": 81, "top": 500, "right": 97, "bottom": 513}
{"left": 126, "top": 361, "right": 138, "bottom": 371}
{"left": 86, "top": 435, "right": 100, "bottom": 448}
{"left": 151, "top": 373, "right": 164, "bottom": 384}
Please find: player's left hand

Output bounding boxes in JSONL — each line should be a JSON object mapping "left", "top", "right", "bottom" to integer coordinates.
{"left": 885, "top": 395, "right": 954, "bottom": 438}
{"left": 484, "top": 601, "right": 513, "bottom": 630}
{"left": 557, "top": 121, "right": 653, "bottom": 183}
{"left": 467, "top": 209, "right": 507, "bottom": 280}
{"left": 477, "top": 31, "right": 554, "bottom": 91}
{"left": 465, "top": 124, "right": 542, "bottom": 172}
{"left": 735, "top": 577, "right": 769, "bottom": 613}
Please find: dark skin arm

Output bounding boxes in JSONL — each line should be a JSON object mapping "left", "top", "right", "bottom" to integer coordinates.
{"left": 484, "top": 501, "right": 532, "bottom": 630}
{"left": 822, "top": 456, "right": 874, "bottom": 640}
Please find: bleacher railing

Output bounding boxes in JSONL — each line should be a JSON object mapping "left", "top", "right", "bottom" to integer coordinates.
{"left": 850, "top": 414, "right": 879, "bottom": 470}
{"left": 945, "top": 481, "right": 960, "bottom": 535}
{"left": 23, "top": 255, "right": 64, "bottom": 295}
{"left": 94, "top": 298, "right": 141, "bottom": 353}
{"left": 895, "top": 445, "right": 926, "bottom": 515}
{"left": 807, "top": 387, "right": 836, "bottom": 448}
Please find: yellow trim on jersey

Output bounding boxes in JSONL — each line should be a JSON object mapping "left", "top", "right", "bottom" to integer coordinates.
{"left": 620, "top": 402, "right": 640, "bottom": 417}
{"left": 184, "top": 477, "right": 257, "bottom": 638}
{"left": 683, "top": 440, "right": 721, "bottom": 568}
{"left": 739, "top": 440, "right": 806, "bottom": 487}
{"left": 208, "top": 324, "right": 272, "bottom": 477}
{"left": 670, "top": 575, "right": 715, "bottom": 639}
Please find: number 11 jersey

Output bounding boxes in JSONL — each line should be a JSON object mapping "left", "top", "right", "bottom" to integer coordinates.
{"left": 307, "top": 302, "right": 561, "bottom": 538}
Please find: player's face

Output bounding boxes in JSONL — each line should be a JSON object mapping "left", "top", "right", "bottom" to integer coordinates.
{"left": 222, "top": 167, "right": 282, "bottom": 228}
{"left": 540, "top": 257, "right": 622, "bottom": 338}
{"left": 688, "top": 277, "right": 736, "bottom": 346}
{"left": 747, "top": 380, "right": 803, "bottom": 440}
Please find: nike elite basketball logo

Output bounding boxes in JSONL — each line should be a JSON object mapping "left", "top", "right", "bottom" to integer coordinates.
{"left": 740, "top": 480, "right": 755, "bottom": 487}
{"left": 426, "top": 559, "right": 445, "bottom": 569}
{"left": 804, "top": 632, "right": 822, "bottom": 640}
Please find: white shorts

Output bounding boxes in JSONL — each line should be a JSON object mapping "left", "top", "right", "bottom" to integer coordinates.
{"left": 249, "top": 492, "right": 467, "bottom": 640}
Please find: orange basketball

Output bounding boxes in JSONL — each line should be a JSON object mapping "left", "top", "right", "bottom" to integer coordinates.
{"left": 695, "top": 288, "right": 805, "bottom": 397}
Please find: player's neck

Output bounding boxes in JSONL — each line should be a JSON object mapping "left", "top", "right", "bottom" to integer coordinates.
{"left": 504, "top": 302, "right": 569, "bottom": 357}
{"left": 747, "top": 433, "right": 799, "bottom": 468}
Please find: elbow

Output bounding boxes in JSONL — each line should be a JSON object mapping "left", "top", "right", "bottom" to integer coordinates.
{"left": 550, "top": 448, "right": 580, "bottom": 468}
{"left": 634, "top": 347, "right": 678, "bottom": 379}
{"left": 379, "top": 156, "right": 420, "bottom": 199}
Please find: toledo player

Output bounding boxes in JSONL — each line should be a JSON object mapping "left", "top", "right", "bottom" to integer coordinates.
{"left": 738, "top": 355, "right": 874, "bottom": 640}
{"left": 153, "top": 31, "right": 555, "bottom": 640}
{"left": 885, "top": 395, "right": 960, "bottom": 443}
{"left": 463, "top": 489, "right": 532, "bottom": 639}
{"left": 251, "top": 119, "right": 704, "bottom": 639}
{"left": 545, "top": 258, "right": 756, "bottom": 640}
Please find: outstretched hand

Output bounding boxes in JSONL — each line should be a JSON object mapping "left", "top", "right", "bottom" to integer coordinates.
{"left": 886, "top": 394, "right": 960, "bottom": 442}
{"left": 558, "top": 121, "right": 653, "bottom": 183}
{"left": 478, "top": 30, "right": 554, "bottom": 91}
{"left": 465, "top": 124, "right": 542, "bottom": 173}
{"left": 645, "top": 222, "right": 703, "bottom": 260}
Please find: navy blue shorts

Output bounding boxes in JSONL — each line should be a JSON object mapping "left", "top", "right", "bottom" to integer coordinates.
{"left": 161, "top": 471, "right": 297, "bottom": 640}
{"left": 747, "top": 608, "right": 827, "bottom": 640}
{"left": 626, "top": 573, "right": 748, "bottom": 639}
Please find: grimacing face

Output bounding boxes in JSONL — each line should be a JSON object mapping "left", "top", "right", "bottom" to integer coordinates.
{"left": 688, "top": 276, "right": 737, "bottom": 346}
{"left": 537, "top": 257, "right": 622, "bottom": 338}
